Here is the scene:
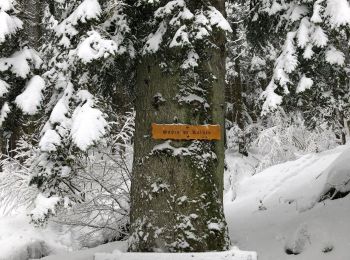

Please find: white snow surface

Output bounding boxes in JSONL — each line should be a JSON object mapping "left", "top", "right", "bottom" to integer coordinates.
{"left": 0, "top": 0, "right": 15, "bottom": 12}
{"left": 2, "top": 144, "right": 350, "bottom": 259}
{"left": 0, "top": 102, "right": 10, "bottom": 127}
{"left": 288, "top": 5, "right": 308, "bottom": 22}
{"left": 143, "top": 21, "right": 167, "bottom": 54}
{"left": 170, "top": 25, "right": 190, "bottom": 47}
{"left": 0, "top": 8, "right": 22, "bottom": 43}
{"left": 311, "top": 26, "right": 328, "bottom": 48}
{"left": 15, "top": 75, "right": 46, "bottom": 115}
{"left": 143, "top": 2, "right": 230, "bottom": 54}
{"left": 207, "top": 6, "right": 232, "bottom": 32}
{"left": 262, "top": 31, "right": 297, "bottom": 113}
{"left": 41, "top": 242, "right": 127, "bottom": 260}
{"left": 39, "top": 129, "right": 62, "bottom": 152}
{"left": 49, "top": 81, "right": 73, "bottom": 124}
{"left": 75, "top": 31, "right": 118, "bottom": 63}
{"left": 296, "top": 75, "right": 313, "bottom": 93}
{"left": 325, "top": 0, "right": 350, "bottom": 27}
{"left": 0, "top": 79, "right": 9, "bottom": 97}
{"left": 55, "top": 0, "right": 101, "bottom": 45}
{"left": 267, "top": 1, "right": 285, "bottom": 15}
{"left": 297, "top": 18, "right": 310, "bottom": 48}
{"left": 0, "top": 48, "right": 42, "bottom": 78}
{"left": 30, "top": 194, "right": 61, "bottom": 223}
{"left": 0, "top": 214, "right": 73, "bottom": 260}
{"left": 71, "top": 101, "right": 108, "bottom": 151}
{"left": 325, "top": 46, "right": 345, "bottom": 66}
{"left": 311, "top": 1, "right": 323, "bottom": 24}
{"left": 95, "top": 248, "right": 257, "bottom": 260}
{"left": 225, "top": 145, "right": 350, "bottom": 260}
{"left": 66, "top": 0, "right": 101, "bottom": 24}
{"left": 181, "top": 50, "right": 199, "bottom": 69}
{"left": 322, "top": 147, "right": 350, "bottom": 194}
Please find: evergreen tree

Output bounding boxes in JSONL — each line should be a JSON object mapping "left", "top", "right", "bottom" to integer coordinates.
{"left": 225, "top": 0, "right": 278, "bottom": 154}
{"left": 129, "top": 0, "right": 231, "bottom": 252}
{"left": 225, "top": 1, "right": 247, "bottom": 155}
{"left": 0, "top": 0, "right": 43, "bottom": 159}
{"left": 259, "top": 0, "right": 350, "bottom": 143}
{"left": 29, "top": 0, "right": 135, "bottom": 225}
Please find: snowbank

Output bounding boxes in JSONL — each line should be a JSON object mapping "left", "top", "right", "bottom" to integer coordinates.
{"left": 225, "top": 145, "right": 350, "bottom": 260}
{"left": 2, "top": 145, "right": 350, "bottom": 260}
{"left": 95, "top": 248, "right": 257, "bottom": 260}
{"left": 0, "top": 214, "right": 73, "bottom": 260}
{"left": 41, "top": 242, "right": 127, "bottom": 260}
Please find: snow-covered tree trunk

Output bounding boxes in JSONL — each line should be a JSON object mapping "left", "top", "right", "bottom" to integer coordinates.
{"left": 227, "top": 59, "right": 246, "bottom": 154}
{"left": 18, "top": 0, "right": 43, "bottom": 49}
{"left": 129, "top": 0, "right": 230, "bottom": 252}
{"left": 226, "top": 7, "right": 246, "bottom": 155}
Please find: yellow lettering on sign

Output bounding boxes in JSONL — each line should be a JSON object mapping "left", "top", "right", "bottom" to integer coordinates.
{"left": 152, "top": 124, "right": 221, "bottom": 140}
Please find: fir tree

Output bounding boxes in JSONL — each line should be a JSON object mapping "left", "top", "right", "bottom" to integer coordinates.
{"left": 259, "top": 0, "right": 350, "bottom": 143}
{"left": 29, "top": 0, "right": 135, "bottom": 225}
{"left": 129, "top": 0, "right": 231, "bottom": 252}
{"left": 0, "top": 0, "right": 43, "bottom": 159}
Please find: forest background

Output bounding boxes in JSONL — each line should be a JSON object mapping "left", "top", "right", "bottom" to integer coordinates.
{"left": 0, "top": 0, "right": 349, "bottom": 253}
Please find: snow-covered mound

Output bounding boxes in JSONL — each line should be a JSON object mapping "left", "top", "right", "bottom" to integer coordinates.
{"left": 0, "top": 214, "right": 73, "bottom": 260}
{"left": 225, "top": 145, "right": 350, "bottom": 260}
{"left": 41, "top": 241, "right": 127, "bottom": 260}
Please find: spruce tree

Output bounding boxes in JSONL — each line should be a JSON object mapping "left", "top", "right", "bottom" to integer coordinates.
{"left": 0, "top": 0, "right": 43, "bottom": 159}
{"left": 129, "top": 0, "right": 231, "bottom": 252}
{"left": 225, "top": 0, "right": 278, "bottom": 153}
{"left": 29, "top": 0, "right": 134, "bottom": 224}
{"left": 259, "top": 0, "right": 350, "bottom": 142}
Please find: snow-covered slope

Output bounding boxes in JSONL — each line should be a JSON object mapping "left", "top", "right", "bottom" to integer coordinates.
{"left": 225, "top": 145, "right": 350, "bottom": 260}
{"left": 1, "top": 146, "right": 349, "bottom": 260}
{"left": 0, "top": 214, "right": 73, "bottom": 260}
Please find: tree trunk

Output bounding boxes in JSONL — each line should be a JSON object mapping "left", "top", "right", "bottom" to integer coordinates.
{"left": 18, "top": 0, "right": 44, "bottom": 49}
{"left": 227, "top": 59, "right": 247, "bottom": 155}
{"left": 129, "top": 0, "right": 230, "bottom": 253}
{"left": 225, "top": 5, "right": 247, "bottom": 156}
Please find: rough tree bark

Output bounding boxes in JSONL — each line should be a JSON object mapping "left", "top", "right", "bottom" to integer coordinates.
{"left": 129, "top": 0, "right": 231, "bottom": 253}
{"left": 18, "top": 0, "right": 44, "bottom": 49}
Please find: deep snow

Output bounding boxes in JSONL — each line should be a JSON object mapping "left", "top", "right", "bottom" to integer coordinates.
{"left": 94, "top": 248, "right": 257, "bottom": 260}
{"left": 41, "top": 242, "right": 127, "bottom": 260}
{"left": 225, "top": 145, "right": 350, "bottom": 260}
{"left": 1, "top": 145, "right": 349, "bottom": 259}
{"left": 0, "top": 215, "right": 73, "bottom": 260}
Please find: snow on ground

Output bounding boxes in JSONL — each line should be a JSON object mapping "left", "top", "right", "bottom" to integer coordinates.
{"left": 95, "top": 247, "right": 256, "bottom": 260}
{"left": 41, "top": 242, "right": 256, "bottom": 260}
{"left": 1, "top": 145, "right": 350, "bottom": 259}
{"left": 225, "top": 145, "right": 350, "bottom": 260}
{"left": 0, "top": 214, "right": 74, "bottom": 260}
{"left": 41, "top": 241, "right": 127, "bottom": 260}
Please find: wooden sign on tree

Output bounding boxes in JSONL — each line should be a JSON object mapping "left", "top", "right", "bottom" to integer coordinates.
{"left": 152, "top": 124, "right": 221, "bottom": 140}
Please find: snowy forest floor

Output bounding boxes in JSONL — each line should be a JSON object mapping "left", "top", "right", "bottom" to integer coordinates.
{"left": 1, "top": 145, "right": 350, "bottom": 260}
{"left": 225, "top": 145, "right": 350, "bottom": 260}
